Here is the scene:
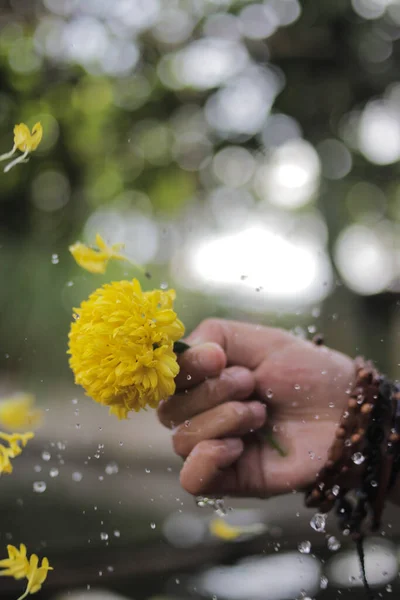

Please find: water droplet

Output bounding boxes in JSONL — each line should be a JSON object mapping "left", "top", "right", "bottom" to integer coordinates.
{"left": 310, "top": 512, "right": 327, "bottom": 532}
{"left": 72, "top": 471, "right": 83, "bottom": 482}
{"left": 57, "top": 441, "right": 67, "bottom": 450}
{"left": 320, "top": 575, "right": 328, "bottom": 589}
{"left": 332, "top": 485, "right": 340, "bottom": 496}
{"left": 187, "top": 374, "right": 192, "bottom": 381}
{"left": 352, "top": 452, "right": 365, "bottom": 465}
{"left": 76, "top": 423, "right": 81, "bottom": 429}
{"left": 42, "top": 451, "right": 51, "bottom": 461}
{"left": 33, "top": 481, "right": 46, "bottom": 493}
{"left": 327, "top": 535, "right": 341, "bottom": 551}
{"left": 145, "top": 468, "right": 151, "bottom": 474}
{"left": 150, "top": 522, "right": 156, "bottom": 529}
{"left": 160, "top": 281, "right": 168, "bottom": 289}
{"left": 308, "top": 325, "right": 317, "bottom": 334}
{"left": 328, "top": 402, "right": 335, "bottom": 408}
{"left": 298, "top": 540, "right": 311, "bottom": 554}
{"left": 107, "top": 565, "right": 114, "bottom": 573}
{"left": 100, "top": 532, "right": 109, "bottom": 541}
{"left": 51, "top": 253, "right": 59, "bottom": 264}
{"left": 344, "top": 438, "right": 351, "bottom": 447}
{"left": 113, "top": 530, "right": 120, "bottom": 537}
{"left": 184, "top": 420, "right": 190, "bottom": 427}
{"left": 119, "top": 441, "right": 123, "bottom": 446}
{"left": 266, "top": 388, "right": 274, "bottom": 399}
{"left": 34, "top": 465, "right": 42, "bottom": 473}
{"left": 71, "top": 398, "right": 78, "bottom": 405}
{"left": 371, "top": 480, "right": 378, "bottom": 487}
{"left": 105, "top": 462, "right": 119, "bottom": 475}
{"left": 49, "top": 467, "right": 59, "bottom": 478}
{"left": 294, "top": 384, "right": 301, "bottom": 391}
{"left": 66, "top": 280, "right": 74, "bottom": 287}
{"left": 308, "top": 451, "right": 315, "bottom": 460}
{"left": 386, "top": 584, "right": 392, "bottom": 592}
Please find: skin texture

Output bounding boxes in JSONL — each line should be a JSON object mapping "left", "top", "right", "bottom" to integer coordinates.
{"left": 157, "top": 319, "right": 356, "bottom": 499}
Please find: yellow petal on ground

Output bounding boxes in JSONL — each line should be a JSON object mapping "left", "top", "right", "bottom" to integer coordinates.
{"left": 0, "top": 393, "right": 42, "bottom": 431}
{"left": 209, "top": 518, "right": 267, "bottom": 541}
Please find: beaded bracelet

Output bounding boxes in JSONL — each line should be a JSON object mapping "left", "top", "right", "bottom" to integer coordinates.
{"left": 304, "top": 354, "right": 400, "bottom": 597}
{"left": 305, "top": 357, "right": 400, "bottom": 536}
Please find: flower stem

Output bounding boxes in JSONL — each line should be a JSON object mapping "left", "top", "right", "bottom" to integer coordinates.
{"left": 263, "top": 428, "right": 287, "bottom": 457}
{"left": 4, "top": 150, "right": 29, "bottom": 173}
{"left": 0, "top": 145, "right": 16, "bottom": 162}
{"left": 16, "top": 586, "right": 29, "bottom": 600}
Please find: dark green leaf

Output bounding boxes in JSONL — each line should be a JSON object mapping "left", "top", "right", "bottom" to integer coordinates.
{"left": 173, "top": 340, "right": 191, "bottom": 354}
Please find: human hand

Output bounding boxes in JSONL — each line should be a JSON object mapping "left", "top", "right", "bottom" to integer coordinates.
{"left": 158, "top": 319, "right": 355, "bottom": 499}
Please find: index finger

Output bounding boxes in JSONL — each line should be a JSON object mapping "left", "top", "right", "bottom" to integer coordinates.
{"left": 185, "top": 319, "right": 294, "bottom": 370}
{"left": 175, "top": 342, "right": 227, "bottom": 390}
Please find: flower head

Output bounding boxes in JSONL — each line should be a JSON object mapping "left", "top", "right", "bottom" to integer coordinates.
{"left": 0, "top": 544, "right": 52, "bottom": 600}
{"left": 68, "top": 278, "right": 185, "bottom": 418}
{"left": 0, "top": 122, "right": 43, "bottom": 173}
{"left": 0, "top": 432, "right": 34, "bottom": 475}
{"left": 0, "top": 393, "right": 42, "bottom": 431}
{"left": 69, "top": 233, "right": 126, "bottom": 274}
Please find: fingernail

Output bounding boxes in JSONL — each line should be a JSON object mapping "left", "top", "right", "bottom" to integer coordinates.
{"left": 248, "top": 401, "right": 267, "bottom": 423}
{"left": 196, "top": 343, "right": 225, "bottom": 369}
{"left": 223, "top": 438, "right": 243, "bottom": 453}
{"left": 221, "top": 367, "right": 254, "bottom": 394}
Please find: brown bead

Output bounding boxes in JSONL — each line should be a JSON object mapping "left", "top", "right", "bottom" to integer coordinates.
{"left": 351, "top": 433, "right": 361, "bottom": 444}
{"left": 312, "top": 333, "right": 324, "bottom": 346}
{"left": 389, "top": 432, "right": 400, "bottom": 443}
{"left": 361, "top": 403, "right": 373, "bottom": 414}
{"left": 336, "top": 427, "right": 346, "bottom": 439}
{"left": 348, "top": 399, "right": 358, "bottom": 410}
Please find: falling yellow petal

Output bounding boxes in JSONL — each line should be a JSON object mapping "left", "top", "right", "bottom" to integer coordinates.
{"left": 14, "top": 122, "right": 43, "bottom": 153}
{"left": 0, "top": 544, "right": 52, "bottom": 600}
{"left": 0, "top": 393, "right": 42, "bottom": 431}
{"left": 0, "top": 432, "right": 34, "bottom": 475}
{"left": 0, "top": 122, "right": 43, "bottom": 173}
{"left": 69, "top": 233, "right": 127, "bottom": 274}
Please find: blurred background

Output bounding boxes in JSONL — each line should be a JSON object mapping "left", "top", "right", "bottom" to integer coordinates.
{"left": 0, "top": 0, "right": 400, "bottom": 598}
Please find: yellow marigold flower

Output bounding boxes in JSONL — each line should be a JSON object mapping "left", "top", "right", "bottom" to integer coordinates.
{"left": 209, "top": 518, "right": 267, "bottom": 541}
{"left": 0, "top": 393, "right": 42, "bottom": 431}
{"left": 0, "top": 432, "right": 34, "bottom": 475}
{"left": 69, "top": 233, "right": 127, "bottom": 274}
{"left": 0, "top": 122, "right": 43, "bottom": 173}
{"left": 0, "top": 544, "right": 53, "bottom": 600}
{"left": 68, "top": 278, "right": 185, "bottom": 418}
